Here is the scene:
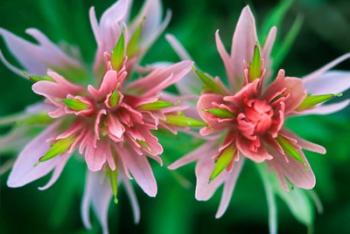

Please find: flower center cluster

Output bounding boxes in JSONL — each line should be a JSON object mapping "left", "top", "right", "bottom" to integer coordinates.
{"left": 237, "top": 99, "right": 274, "bottom": 140}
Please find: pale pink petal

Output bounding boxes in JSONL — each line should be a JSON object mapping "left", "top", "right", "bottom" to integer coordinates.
{"left": 81, "top": 171, "right": 111, "bottom": 234}
{"left": 132, "top": 0, "right": 162, "bottom": 46}
{"left": 215, "top": 30, "right": 235, "bottom": 91}
{"left": 117, "top": 145, "right": 157, "bottom": 197}
{"left": 215, "top": 158, "right": 244, "bottom": 218}
{"left": 229, "top": 6, "right": 258, "bottom": 91}
{"left": 299, "top": 100, "right": 350, "bottom": 115}
{"left": 165, "top": 34, "right": 192, "bottom": 60}
{"left": 85, "top": 142, "right": 107, "bottom": 172}
{"left": 280, "top": 129, "right": 326, "bottom": 154}
{"left": 303, "top": 71, "right": 350, "bottom": 95}
{"left": 302, "top": 53, "right": 350, "bottom": 82}
{"left": 38, "top": 153, "right": 71, "bottom": 190}
{"left": 0, "top": 28, "right": 80, "bottom": 75}
{"left": 267, "top": 146, "right": 316, "bottom": 190}
{"left": 195, "top": 156, "right": 227, "bottom": 201}
{"left": 127, "top": 60, "right": 193, "bottom": 97}
{"left": 168, "top": 142, "right": 216, "bottom": 170}
{"left": 88, "top": 70, "right": 118, "bottom": 99}
{"left": 264, "top": 74, "right": 306, "bottom": 113}
{"left": 165, "top": 34, "right": 202, "bottom": 96}
{"left": 121, "top": 172, "right": 141, "bottom": 223}
{"left": 7, "top": 122, "right": 61, "bottom": 187}
{"left": 262, "top": 26, "right": 277, "bottom": 80}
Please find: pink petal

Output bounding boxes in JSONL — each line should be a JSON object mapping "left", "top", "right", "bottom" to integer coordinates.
{"left": 117, "top": 145, "right": 157, "bottom": 197}
{"left": 302, "top": 53, "right": 350, "bottom": 82}
{"left": 81, "top": 171, "right": 111, "bottom": 234}
{"left": 299, "top": 100, "right": 350, "bottom": 115}
{"left": 85, "top": 142, "right": 108, "bottom": 172}
{"left": 280, "top": 129, "right": 326, "bottom": 154}
{"left": 262, "top": 26, "right": 277, "bottom": 80}
{"left": 0, "top": 28, "right": 81, "bottom": 75}
{"left": 303, "top": 71, "right": 350, "bottom": 95}
{"left": 195, "top": 156, "right": 227, "bottom": 201}
{"left": 168, "top": 141, "right": 216, "bottom": 170}
{"left": 38, "top": 153, "right": 71, "bottom": 190}
{"left": 7, "top": 122, "right": 61, "bottom": 187}
{"left": 264, "top": 74, "right": 306, "bottom": 113}
{"left": 197, "top": 93, "right": 226, "bottom": 128}
{"left": 121, "top": 173, "right": 141, "bottom": 223}
{"left": 131, "top": 0, "right": 161, "bottom": 46}
{"left": 127, "top": 60, "right": 193, "bottom": 97}
{"left": 229, "top": 6, "right": 258, "bottom": 91}
{"left": 88, "top": 70, "right": 118, "bottom": 99}
{"left": 267, "top": 147, "right": 316, "bottom": 190}
{"left": 165, "top": 34, "right": 202, "bottom": 96}
{"left": 215, "top": 30, "right": 234, "bottom": 91}
{"left": 215, "top": 158, "right": 244, "bottom": 218}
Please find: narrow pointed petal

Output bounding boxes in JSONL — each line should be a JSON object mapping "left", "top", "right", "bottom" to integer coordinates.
{"left": 302, "top": 53, "right": 350, "bottom": 82}
{"left": 168, "top": 142, "right": 215, "bottom": 170}
{"left": 230, "top": 6, "right": 258, "bottom": 90}
{"left": 267, "top": 147, "right": 315, "bottom": 190}
{"left": 38, "top": 153, "right": 71, "bottom": 190}
{"left": 0, "top": 28, "right": 80, "bottom": 74}
{"left": 281, "top": 130, "right": 326, "bottom": 154}
{"left": 299, "top": 100, "right": 350, "bottom": 115}
{"left": 303, "top": 71, "right": 350, "bottom": 95}
{"left": 81, "top": 171, "right": 111, "bottom": 234}
{"left": 132, "top": 0, "right": 161, "bottom": 45}
{"left": 127, "top": 60, "right": 193, "bottom": 97}
{"left": 121, "top": 173, "right": 141, "bottom": 223}
{"left": 118, "top": 146, "right": 157, "bottom": 197}
{"left": 195, "top": 156, "right": 227, "bottom": 201}
{"left": 215, "top": 158, "right": 244, "bottom": 218}
{"left": 215, "top": 30, "right": 234, "bottom": 91}
{"left": 262, "top": 26, "right": 277, "bottom": 77}
{"left": 7, "top": 123, "right": 61, "bottom": 187}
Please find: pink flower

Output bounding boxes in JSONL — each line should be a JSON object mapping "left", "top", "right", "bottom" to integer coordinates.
{"left": 169, "top": 6, "right": 350, "bottom": 218}
{"left": 0, "top": 0, "right": 197, "bottom": 233}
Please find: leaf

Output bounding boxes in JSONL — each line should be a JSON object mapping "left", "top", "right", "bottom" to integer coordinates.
{"left": 273, "top": 15, "right": 303, "bottom": 70}
{"left": 127, "top": 21, "right": 143, "bottom": 57}
{"left": 260, "top": 0, "right": 294, "bottom": 40}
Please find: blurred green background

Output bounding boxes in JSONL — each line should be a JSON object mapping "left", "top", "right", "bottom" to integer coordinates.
{"left": 1, "top": 0, "right": 350, "bottom": 233}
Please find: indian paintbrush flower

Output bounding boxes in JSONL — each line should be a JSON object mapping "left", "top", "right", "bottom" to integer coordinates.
{"left": 0, "top": 0, "right": 199, "bottom": 233}
{"left": 169, "top": 6, "right": 350, "bottom": 219}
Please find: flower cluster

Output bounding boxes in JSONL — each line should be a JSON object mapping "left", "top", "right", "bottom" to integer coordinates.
{"left": 1, "top": 1, "right": 350, "bottom": 234}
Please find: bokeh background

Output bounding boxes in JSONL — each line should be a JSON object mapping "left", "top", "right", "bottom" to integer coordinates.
{"left": 1, "top": 0, "right": 350, "bottom": 233}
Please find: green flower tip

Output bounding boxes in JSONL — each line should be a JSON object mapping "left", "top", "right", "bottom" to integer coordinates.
{"left": 39, "top": 136, "right": 75, "bottom": 162}
{"left": 109, "top": 90, "right": 121, "bottom": 108}
{"left": 29, "top": 74, "right": 54, "bottom": 82}
{"left": 63, "top": 98, "right": 90, "bottom": 111}
{"left": 296, "top": 93, "right": 341, "bottom": 111}
{"left": 248, "top": 44, "right": 262, "bottom": 82}
{"left": 107, "top": 167, "right": 119, "bottom": 205}
{"left": 127, "top": 20, "right": 144, "bottom": 57}
{"left": 210, "top": 146, "right": 236, "bottom": 180}
{"left": 111, "top": 33, "right": 126, "bottom": 71}
{"left": 17, "top": 113, "right": 53, "bottom": 125}
{"left": 165, "top": 114, "right": 206, "bottom": 128}
{"left": 276, "top": 135, "right": 303, "bottom": 162}
{"left": 138, "top": 100, "right": 173, "bottom": 111}
{"left": 205, "top": 108, "right": 234, "bottom": 118}
{"left": 193, "top": 66, "right": 226, "bottom": 95}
